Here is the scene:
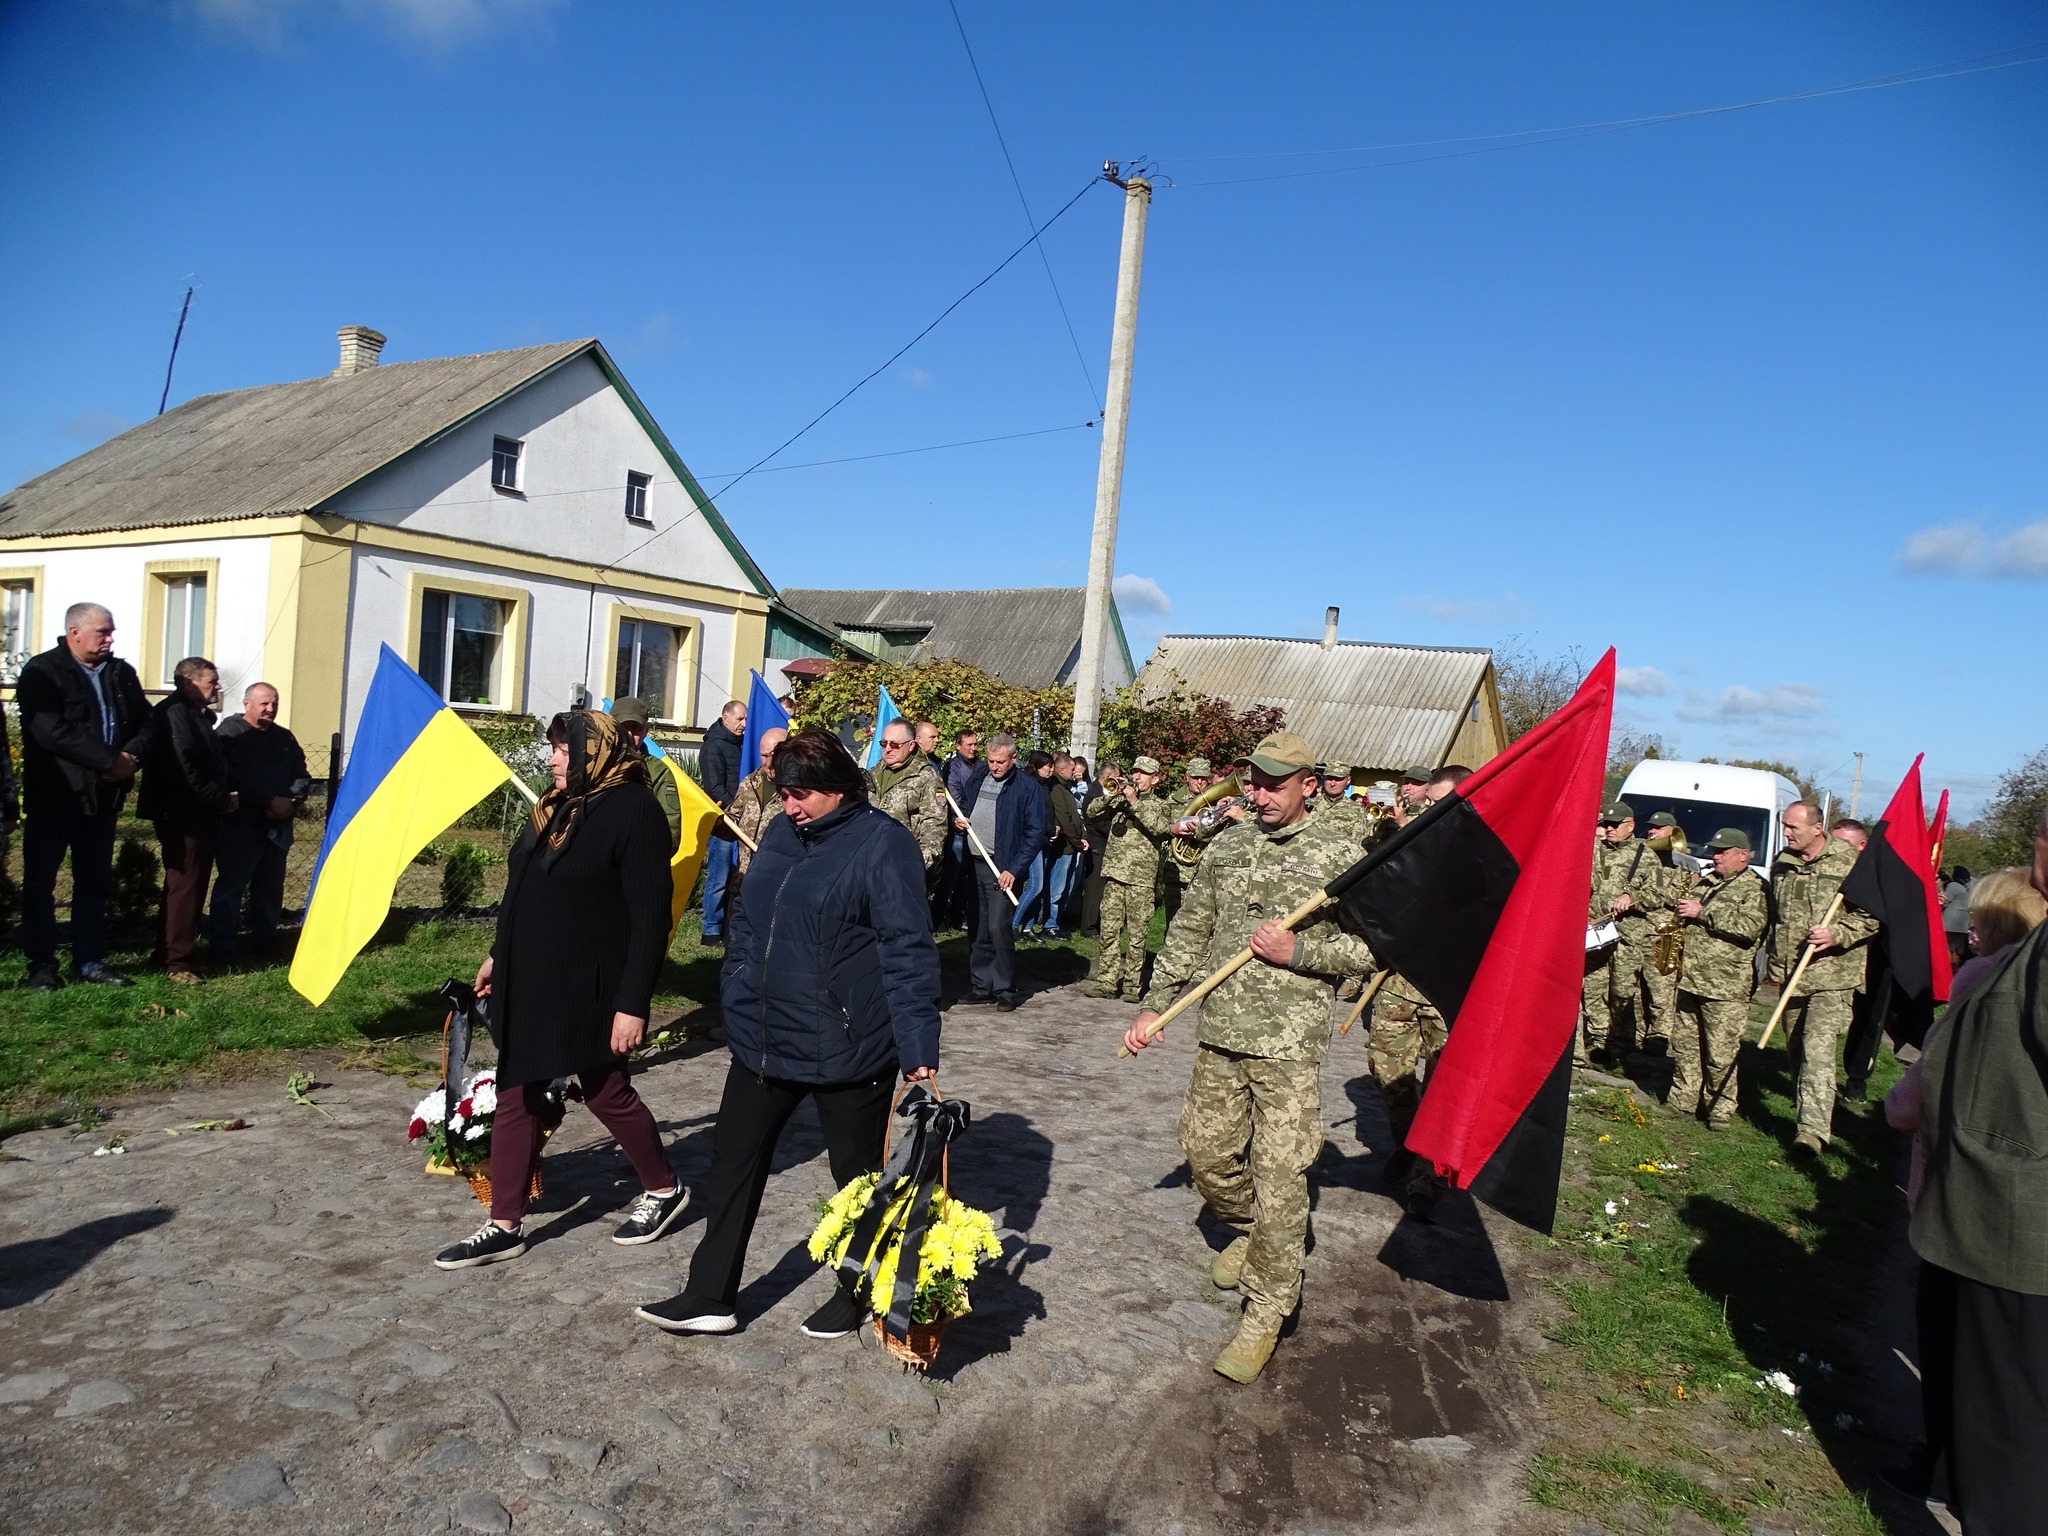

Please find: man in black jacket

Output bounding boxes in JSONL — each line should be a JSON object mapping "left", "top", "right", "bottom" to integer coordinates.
{"left": 697, "top": 698, "right": 745, "bottom": 943}
{"left": 955, "top": 733, "right": 1048, "bottom": 1010}
{"left": 14, "top": 602, "right": 153, "bottom": 990}
{"left": 138, "top": 657, "right": 237, "bottom": 982}
{"left": 209, "top": 681, "right": 311, "bottom": 960}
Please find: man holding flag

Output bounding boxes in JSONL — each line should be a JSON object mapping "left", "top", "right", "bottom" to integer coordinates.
{"left": 1769, "top": 801, "right": 1877, "bottom": 1152}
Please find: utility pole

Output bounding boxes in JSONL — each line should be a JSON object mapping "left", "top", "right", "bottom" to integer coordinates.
{"left": 1069, "top": 167, "right": 1151, "bottom": 766}
{"left": 1849, "top": 752, "right": 1864, "bottom": 821}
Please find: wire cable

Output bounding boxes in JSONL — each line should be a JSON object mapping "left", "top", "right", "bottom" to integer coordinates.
{"left": 947, "top": 0, "right": 1102, "bottom": 414}
{"left": 697, "top": 419, "right": 1096, "bottom": 477}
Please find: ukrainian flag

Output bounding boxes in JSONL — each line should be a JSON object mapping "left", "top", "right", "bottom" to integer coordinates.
{"left": 289, "top": 645, "right": 513, "bottom": 1006}
{"left": 647, "top": 752, "right": 725, "bottom": 943}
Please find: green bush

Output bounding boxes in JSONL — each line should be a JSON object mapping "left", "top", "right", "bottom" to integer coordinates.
{"left": 110, "top": 838, "right": 160, "bottom": 926}
{"left": 440, "top": 841, "right": 490, "bottom": 913}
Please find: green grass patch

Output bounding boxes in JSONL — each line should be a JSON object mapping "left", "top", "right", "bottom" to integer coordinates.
{"left": 1528, "top": 1449, "right": 1746, "bottom": 1532}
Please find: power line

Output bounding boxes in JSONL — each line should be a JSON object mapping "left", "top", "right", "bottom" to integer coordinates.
{"left": 698, "top": 419, "right": 1096, "bottom": 477}
{"left": 947, "top": 0, "right": 1102, "bottom": 414}
{"left": 1165, "top": 43, "right": 2048, "bottom": 187}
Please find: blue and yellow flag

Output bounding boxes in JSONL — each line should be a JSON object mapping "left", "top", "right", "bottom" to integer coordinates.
{"left": 648, "top": 753, "right": 724, "bottom": 943}
{"left": 289, "top": 645, "right": 512, "bottom": 1006}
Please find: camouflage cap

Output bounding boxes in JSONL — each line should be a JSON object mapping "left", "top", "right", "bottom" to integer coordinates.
{"left": 1401, "top": 764, "right": 1432, "bottom": 784}
{"left": 1647, "top": 811, "right": 1679, "bottom": 829}
{"left": 1130, "top": 755, "right": 1163, "bottom": 776}
{"left": 1247, "top": 731, "right": 1317, "bottom": 776}
{"left": 1184, "top": 757, "right": 1213, "bottom": 777}
{"left": 1600, "top": 800, "right": 1635, "bottom": 822}
{"left": 1706, "top": 827, "right": 1751, "bottom": 852}
{"left": 1324, "top": 763, "right": 1352, "bottom": 779}
{"left": 611, "top": 698, "right": 651, "bottom": 727}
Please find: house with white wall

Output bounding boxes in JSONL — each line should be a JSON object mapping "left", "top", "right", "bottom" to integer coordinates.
{"left": 0, "top": 327, "right": 780, "bottom": 758}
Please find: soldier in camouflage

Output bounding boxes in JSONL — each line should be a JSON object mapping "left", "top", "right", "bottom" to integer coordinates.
{"left": 1625, "top": 812, "right": 1694, "bottom": 1049}
{"left": 1161, "top": 756, "right": 1218, "bottom": 927}
{"left": 1769, "top": 801, "right": 1878, "bottom": 1151}
{"left": 865, "top": 718, "right": 947, "bottom": 870}
{"left": 1579, "top": 801, "right": 1675, "bottom": 1065}
{"left": 1669, "top": 828, "right": 1770, "bottom": 1128}
{"left": 723, "top": 727, "right": 786, "bottom": 893}
{"left": 1124, "top": 731, "right": 1378, "bottom": 1386}
{"left": 1084, "top": 755, "right": 1174, "bottom": 1001}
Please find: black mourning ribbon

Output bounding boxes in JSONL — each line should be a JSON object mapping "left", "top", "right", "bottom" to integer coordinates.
{"left": 436, "top": 979, "right": 478, "bottom": 1130}
{"left": 834, "top": 1085, "right": 971, "bottom": 1339}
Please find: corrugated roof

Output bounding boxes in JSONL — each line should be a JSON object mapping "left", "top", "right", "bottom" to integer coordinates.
{"left": 0, "top": 339, "right": 595, "bottom": 538}
{"left": 778, "top": 587, "right": 1130, "bottom": 688}
{"left": 1138, "top": 634, "right": 1493, "bottom": 769}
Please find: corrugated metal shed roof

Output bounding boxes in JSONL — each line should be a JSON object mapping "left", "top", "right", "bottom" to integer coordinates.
{"left": 1139, "top": 634, "right": 1494, "bottom": 769}
{"left": 778, "top": 587, "right": 1132, "bottom": 688}
{"left": 0, "top": 339, "right": 595, "bottom": 538}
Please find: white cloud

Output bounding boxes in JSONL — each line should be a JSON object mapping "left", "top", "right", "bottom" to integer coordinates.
{"left": 1677, "top": 682, "right": 1826, "bottom": 724}
{"left": 1398, "top": 591, "right": 1531, "bottom": 624}
{"left": 900, "top": 366, "right": 933, "bottom": 390}
{"left": 1616, "top": 665, "right": 1673, "bottom": 698}
{"left": 1898, "top": 517, "right": 2048, "bottom": 578}
{"left": 1112, "top": 574, "right": 1171, "bottom": 615}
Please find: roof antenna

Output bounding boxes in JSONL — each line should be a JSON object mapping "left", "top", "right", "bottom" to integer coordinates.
{"left": 157, "top": 285, "right": 194, "bottom": 416}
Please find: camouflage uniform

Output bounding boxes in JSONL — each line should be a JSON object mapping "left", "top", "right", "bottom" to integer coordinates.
{"left": 644, "top": 752, "right": 686, "bottom": 854}
{"left": 1083, "top": 785, "right": 1174, "bottom": 1000}
{"left": 1144, "top": 811, "right": 1378, "bottom": 1334}
{"left": 1581, "top": 836, "right": 1675, "bottom": 1060}
{"left": 724, "top": 766, "right": 782, "bottom": 887}
{"left": 1768, "top": 838, "right": 1877, "bottom": 1143}
{"left": 1670, "top": 866, "right": 1769, "bottom": 1125}
{"left": 1367, "top": 972, "right": 1447, "bottom": 1151}
{"left": 867, "top": 753, "right": 948, "bottom": 870}
{"left": 1623, "top": 845, "right": 1693, "bottom": 1048}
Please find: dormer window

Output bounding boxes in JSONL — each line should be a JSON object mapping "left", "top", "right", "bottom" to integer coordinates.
{"left": 491, "top": 436, "right": 523, "bottom": 493}
{"left": 624, "top": 471, "right": 651, "bottom": 524}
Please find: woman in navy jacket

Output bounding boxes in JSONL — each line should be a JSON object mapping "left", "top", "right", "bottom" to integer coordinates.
{"left": 637, "top": 728, "right": 941, "bottom": 1340}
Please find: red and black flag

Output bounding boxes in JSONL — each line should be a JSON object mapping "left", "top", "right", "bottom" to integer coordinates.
{"left": 1326, "top": 650, "right": 1614, "bottom": 1234}
{"left": 1839, "top": 755, "right": 1952, "bottom": 1011}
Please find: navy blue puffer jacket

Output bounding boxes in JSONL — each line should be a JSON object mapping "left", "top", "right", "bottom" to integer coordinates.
{"left": 719, "top": 797, "right": 941, "bottom": 1083}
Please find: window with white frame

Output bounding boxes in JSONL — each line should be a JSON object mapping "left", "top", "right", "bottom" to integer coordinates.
{"left": 491, "top": 436, "right": 523, "bottom": 492}
{"left": 614, "top": 617, "right": 678, "bottom": 717}
{"left": 0, "top": 581, "right": 32, "bottom": 681}
{"left": 419, "top": 590, "right": 508, "bottom": 706}
{"left": 624, "top": 471, "right": 651, "bottom": 523}
{"left": 159, "top": 573, "right": 207, "bottom": 686}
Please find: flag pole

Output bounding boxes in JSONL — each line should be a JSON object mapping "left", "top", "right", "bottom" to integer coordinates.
{"left": 940, "top": 784, "right": 1020, "bottom": 908}
{"left": 511, "top": 770, "right": 758, "bottom": 851}
{"left": 1117, "top": 888, "right": 1331, "bottom": 1057}
{"left": 1339, "top": 970, "right": 1390, "bottom": 1035}
{"left": 1753, "top": 892, "right": 1844, "bottom": 1055}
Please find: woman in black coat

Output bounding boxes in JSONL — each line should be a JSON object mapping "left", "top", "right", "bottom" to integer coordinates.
{"left": 435, "top": 711, "right": 685, "bottom": 1270}
{"left": 636, "top": 728, "right": 940, "bottom": 1339}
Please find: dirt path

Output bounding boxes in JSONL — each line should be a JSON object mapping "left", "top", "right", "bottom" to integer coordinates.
{"left": 0, "top": 985, "right": 1572, "bottom": 1534}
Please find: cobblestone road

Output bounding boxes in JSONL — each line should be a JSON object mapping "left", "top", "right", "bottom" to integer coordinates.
{"left": 0, "top": 984, "right": 1567, "bottom": 1534}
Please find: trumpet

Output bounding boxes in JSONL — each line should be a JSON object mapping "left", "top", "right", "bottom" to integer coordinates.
{"left": 1169, "top": 775, "right": 1245, "bottom": 865}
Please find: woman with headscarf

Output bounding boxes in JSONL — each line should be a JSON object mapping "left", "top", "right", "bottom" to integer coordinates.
{"left": 435, "top": 710, "right": 686, "bottom": 1269}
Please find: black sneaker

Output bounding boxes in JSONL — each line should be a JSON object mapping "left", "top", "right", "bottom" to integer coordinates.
{"left": 74, "top": 961, "right": 132, "bottom": 987}
{"left": 25, "top": 965, "right": 61, "bottom": 992}
{"left": 800, "top": 1289, "right": 869, "bottom": 1340}
{"left": 996, "top": 993, "right": 1021, "bottom": 1013}
{"left": 612, "top": 1187, "right": 688, "bottom": 1246}
{"left": 634, "top": 1294, "right": 738, "bottom": 1334}
{"left": 434, "top": 1221, "right": 525, "bottom": 1270}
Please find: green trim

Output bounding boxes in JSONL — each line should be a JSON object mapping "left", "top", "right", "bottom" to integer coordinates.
{"left": 1109, "top": 598, "right": 1136, "bottom": 680}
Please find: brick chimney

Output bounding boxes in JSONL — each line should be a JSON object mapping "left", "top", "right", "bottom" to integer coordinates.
{"left": 1322, "top": 606, "right": 1340, "bottom": 649}
{"left": 333, "top": 325, "right": 387, "bottom": 377}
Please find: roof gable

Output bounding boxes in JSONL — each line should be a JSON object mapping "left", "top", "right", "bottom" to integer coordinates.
{"left": 778, "top": 586, "right": 1132, "bottom": 687}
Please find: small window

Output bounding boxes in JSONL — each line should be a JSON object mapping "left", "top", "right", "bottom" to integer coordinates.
{"left": 614, "top": 617, "right": 677, "bottom": 717}
{"left": 419, "top": 589, "right": 507, "bottom": 706}
{"left": 0, "top": 580, "right": 31, "bottom": 681}
{"left": 159, "top": 573, "right": 207, "bottom": 686}
{"left": 624, "top": 471, "right": 651, "bottom": 523}
{"left": 491, "top": 436, "right": 523, "bottom": 493}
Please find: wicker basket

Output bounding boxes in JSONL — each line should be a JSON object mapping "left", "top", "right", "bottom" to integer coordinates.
{"left": 872, "top": 1315, "right": 949, "bottom": 1371}
{"left": 463, "top": 1162, "right": 544, "bottom": 1212}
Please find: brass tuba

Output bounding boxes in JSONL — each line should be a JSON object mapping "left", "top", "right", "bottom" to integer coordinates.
{"left": 1169, "top": 775, "right": 1244, "bottom": 865}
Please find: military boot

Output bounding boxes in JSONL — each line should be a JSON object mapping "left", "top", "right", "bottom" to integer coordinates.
{"left": 1212, "top": 1319, "right": 1278, "bottom": 1384}
{"left": 1210, "top": 1236, "right": 1250, "bottom": 1291}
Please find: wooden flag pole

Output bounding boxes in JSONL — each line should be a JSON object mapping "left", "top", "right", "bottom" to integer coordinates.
{"left": 941, "top": 784, "right": 1020, "bottom": 908}
{"left": 1755, "top": 892, "right": 1844, "bottom": 1054}
{"left": 1117, "top": 888, "right": 1331, "bottom": 1058}
{"left": 1339, "top": 970, "right": 1391, "bottom": 1035}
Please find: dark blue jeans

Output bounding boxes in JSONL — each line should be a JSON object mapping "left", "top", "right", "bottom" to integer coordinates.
{"left": 701, "top": 838, "right": 735, "bottom": 937}
{"left": 21, "top": 805, "right": 118, "bottom": 971}
{"left": 209, "top": 820, "right": 290, "bottom": 954}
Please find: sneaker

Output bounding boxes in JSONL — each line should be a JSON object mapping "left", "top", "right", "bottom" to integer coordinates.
{"left": 75, "top": 961, "right": 132, "bottom": 987}
{"left": 612, "top": 1187, "right": 688, "bottom": 1246}
{"left": 800, "top": 1288, "right": 869, "bottom": 1340}
{"left": 25, "top": 965, "right": 62, "bottom": 992}
{"left": 434, "top": 1221, "right": 525, "bottom": 1270}
{"left": 996, "top": 993, "right": 1021, "bottom": 1013}
{"left": 635, "top": 1294, "right": 738, "bottom": 1334}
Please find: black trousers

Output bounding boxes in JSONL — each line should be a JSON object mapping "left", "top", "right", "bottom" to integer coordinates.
{"left": 969, "top": 863, "right": 1017, "bottom": 998}
{"left": 683, "top": 1061, "right": 893, "bottom": 1308}
{"left": 208, "top": 821, "right": 289, "bottom": 954}
{"left": 1950, "top": 1267, "right": 2048, "bottom": 1533}
{"left": 21, "top": 805, "right": 118, "bottom": 970}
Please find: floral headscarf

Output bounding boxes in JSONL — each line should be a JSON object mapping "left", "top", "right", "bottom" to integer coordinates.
{"left": 529, "top": 710, "right": 645, "bottom": 867}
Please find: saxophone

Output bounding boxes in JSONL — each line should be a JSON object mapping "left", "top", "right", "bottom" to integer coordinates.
{"left": 1651, "top": 910, "right": 1684, "bottom": 976}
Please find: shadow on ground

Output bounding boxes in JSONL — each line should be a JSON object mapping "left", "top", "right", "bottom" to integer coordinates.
{"left": 0, "top": 1208, "right": 174, "bottom": 1309}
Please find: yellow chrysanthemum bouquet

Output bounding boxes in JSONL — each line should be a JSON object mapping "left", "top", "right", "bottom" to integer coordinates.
{"left": 808, "top": 1174, "right": 1002, "bottom": 1327}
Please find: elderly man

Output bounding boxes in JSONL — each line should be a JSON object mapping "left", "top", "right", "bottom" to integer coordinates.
{"left": 726, "top": 727, "right": 787, "bottom": 891}
{"left": 14, "top": 602, "right": 153, "bottom": 990}
{"left": 698, "top": 698, "right": 746, "bottom": 945}
{"left": 914, "top": 719, "right": 942, "bottom": 760}
{"left": 1085, "top": 754, "right": 1173, "bottom": 1003}
{"left": 1769, "top": 801, "right": 1878, "bottom": 1152}
{"left": 954, "top": 733, "right": 1046, "bottom": 1010}
{"left": 209, "top": 682, "right": 310, "bottom": 959}
{"left": 867, "top": 718, "right": 946, "bottom": 870}
{"left": 139, "top": 657, "right": 238, "bottom": 983}
{"left": 1670, "top": 829, "right": 1770, "bottom": 1128}
{"left": 1124, "top": 732, "right": 1378, "bottom": 1384}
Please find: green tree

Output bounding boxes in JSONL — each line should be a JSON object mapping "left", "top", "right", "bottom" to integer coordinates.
{"left": 787, "top": 655, "right": 1073, "bottom": 753}
{"left": 1096, "top": 674, "right": 1284, "bottom": 778}
{"left": 1950, "top": 745, "right": 2048, "bottom": 871}
{"left": 1495, "top": 636, "right": 1587, "bottom": 743}
{"left": 1605, "top": 730, "right": 1666, "bottom": 799}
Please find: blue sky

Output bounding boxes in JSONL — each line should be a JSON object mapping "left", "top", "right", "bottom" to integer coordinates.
{"left": 2, "top": 2, "right": 2043, "bottom": 816}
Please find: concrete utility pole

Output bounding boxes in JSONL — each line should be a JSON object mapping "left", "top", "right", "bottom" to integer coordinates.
{"left": 1069, "top": 168, "right": 1151, "bottom": 766}
{"left": 1849, "top": 752, "right": 1865, "bottom": 821}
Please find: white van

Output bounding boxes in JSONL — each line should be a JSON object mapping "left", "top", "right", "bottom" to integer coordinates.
{"left": 1615, "top": 760, "right": 1804, "bottom": 877}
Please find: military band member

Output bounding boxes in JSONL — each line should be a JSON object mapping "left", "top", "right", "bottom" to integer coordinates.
{"left": 1769, "top": 801, "right": 1877, "bottom": 1152}
{"left": 1163, "top": 756, "right": 1218, "bottom": 926}
{"left": 1084, "top": 755, "right": 1173, "bottom": 1002}
{"left": 1669, "top": 828, "right": 1769, "bottom": 1128}
{"left": 1628, "top": 811, "right": 1693, "bottom": 1049}
{"left": 1123, "top": 732, "right": 1377, "bottom": 1384}
{"left": 1580, "top": 800, "right": 1673, "bottom": 1065}
{"left": 866, "top": 718, "right": 948, "bottom": 870}
{"left": 1394, "top": 764, "right": 1433, "bottom": 825}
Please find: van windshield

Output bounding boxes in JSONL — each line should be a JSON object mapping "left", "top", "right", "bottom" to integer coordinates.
{"left": 1621, "top": 795, "right": 1769, "bottom": 870}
